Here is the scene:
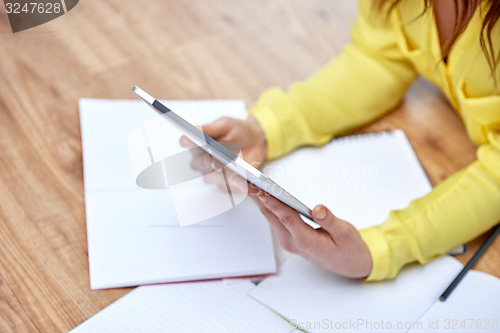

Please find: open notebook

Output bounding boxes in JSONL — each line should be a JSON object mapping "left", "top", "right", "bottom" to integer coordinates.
{"left": 263, "top": 130, "right": 432, "bottom": 230}
{"left": 263, "top": 130, "right": 463, "bottom": 264}
{"left": 248, "top": 255, "right": 500, "bottom": 333}
{"left": 80, "top": 97, "right": 461, "bottom": 290}
{"left": 79, "top": 99, "right": 276, "bottom": 289}
{"left": 249, "top": 255, "right": 464, "bottom": 333}
{"left": 408, "top": 269, "right": 500, "bottom": 333}
{"left": 75, "top": 108, "right": 483, "bottom": 331}
{"left": 70, "top": 279, "right": 293, "bottom": 333}
{"left": 71, "top": 255, "right": 500, "bottom": 333}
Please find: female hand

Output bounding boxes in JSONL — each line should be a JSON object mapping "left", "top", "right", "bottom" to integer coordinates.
{"left": 180, "top": 116, "right": 268, "bottom": 193}
{"left": 250, "top": 187, "right": 373, "bottom": 279}
{"left": 199, "top": 116, "right": 268, "bottom": 168}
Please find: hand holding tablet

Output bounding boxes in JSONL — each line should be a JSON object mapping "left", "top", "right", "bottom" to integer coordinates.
{"left": 133, "top": 86, "right": 314, "bottom": 221}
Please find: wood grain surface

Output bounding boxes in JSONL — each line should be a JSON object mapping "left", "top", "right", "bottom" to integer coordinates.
{"left": 0, "top": 1, "right": 498, "bottom": 332}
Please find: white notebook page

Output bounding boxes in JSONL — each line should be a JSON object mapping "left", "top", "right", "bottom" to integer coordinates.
{"left": 409, "top": 269, "right": 500, "bottom": 333}
{"left": 264, "top": 130, "right": 435, "bottom": 264}
{"left": 70, "top": 280, "right": 293, "bottom": 333}
{"left": 249, "top": 255, "right": 464, "bottom": 333}
{"left": 80, "top": 99, "right": 276, "bottom": 289}
{"left": 263, "top": 130, "right": 432, "bottom": 230}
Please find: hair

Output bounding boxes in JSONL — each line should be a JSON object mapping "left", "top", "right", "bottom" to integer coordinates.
{"left": 375, "top": 0, "right": 499, "bottom": 83}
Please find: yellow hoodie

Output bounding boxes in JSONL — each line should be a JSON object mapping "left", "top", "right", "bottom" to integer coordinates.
{"left": 248, "top": 0, "right": 500, "bottom": 280}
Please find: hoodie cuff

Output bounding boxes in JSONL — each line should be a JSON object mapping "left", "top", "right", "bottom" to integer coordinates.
{"left": 248, "top": 105, "right": 284, "bottom": 161}
{"left": 359, "top": 226, "right": 391, "bottom": 281}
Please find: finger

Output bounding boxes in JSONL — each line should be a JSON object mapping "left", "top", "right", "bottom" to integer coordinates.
{"left": 179, "top": 135, "right": 197, "bottom": 148}
{"left": 190, "top": 149, "right": 213, "bottom": 173}
{"left": 203, "top": 168, "right": 247, "bottom": 196}
{"left": 247, "top": 182, "right": 262, "bottom": 198}
{"left": 220, "top": 141, "right": 241, "bottom": 155}
{"left": 201, "top": 117, "right": 233, "bottom": 139}
{"left": 210, "top": 156, "right": 225, "bottom": 171}
{"left": 225, "top": 171, "right": 248, "bottom": 196}
{"left": 312, "top": 205, "right": 354, "bottom": 245}
{"left": 251, "top": 196, "right": 294, "bottom": 252}
{"left": 258, "top": 192, "right": 317, "bottom": 248}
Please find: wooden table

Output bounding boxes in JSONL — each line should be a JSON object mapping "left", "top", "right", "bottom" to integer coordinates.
{"left": 0, "top": 1, "right": 498, "bottom": 331}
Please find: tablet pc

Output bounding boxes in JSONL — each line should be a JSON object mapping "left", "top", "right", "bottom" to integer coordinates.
{"left": 133, "top": 86, "right": 313, "bottom": 221}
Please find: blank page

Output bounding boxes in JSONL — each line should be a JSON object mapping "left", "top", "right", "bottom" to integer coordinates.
{"left": 249, "top": 255, "right": 463, "bottom": 333}
{"left": 79, "top": 99, "right": 276, "bottom": 289}
{"left": 70, "top": 280, "right": 292, "bottom": 333}
{"left": 409, "top": 270, "right": 500, "bottom": 333}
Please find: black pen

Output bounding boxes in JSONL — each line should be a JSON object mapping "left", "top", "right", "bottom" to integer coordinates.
{"left": 439, "top": 224, "right": 500, "bottom": 302}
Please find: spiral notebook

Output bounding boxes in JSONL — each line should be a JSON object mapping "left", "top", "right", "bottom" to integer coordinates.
{"left": 263, "top": 130, "right": 431, "bottom": 230}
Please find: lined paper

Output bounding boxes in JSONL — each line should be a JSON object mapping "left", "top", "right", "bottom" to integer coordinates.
{"left": 409, "top": 270, "right": 500, "bottom": 333}
{"left": 249, "top": 255, "right": 464, "bottom": 333}
{"left": 70, "top": 280, "right": 293, "bottom": 333}
{"left": 263, "top": 130, "right": 438, "bottom": 263}
{"left": 263, "top": 130, "right": 432, "bottom": 230}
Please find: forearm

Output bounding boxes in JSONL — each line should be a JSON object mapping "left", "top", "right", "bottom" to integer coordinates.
{"left": 249, "top": 48, "right": 417, "bottom": 159}
{"left": 360, "top": 144, "right": 500, "bottom": 281}
{"left": 248, "top": 0, "right": 417, "bottom": 160}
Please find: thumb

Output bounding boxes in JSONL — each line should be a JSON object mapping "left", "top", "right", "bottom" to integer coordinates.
{"left": 202, "top": 117, "right": 233, "bottom": 139}
{"left": 312, "top": 205, "right": 351, "bottom": 243}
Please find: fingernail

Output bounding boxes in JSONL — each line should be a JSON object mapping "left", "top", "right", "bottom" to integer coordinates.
{"left": 314, "top": 206, "right": 326, "bottom": 220}
{"left": 258, "top": 193, "right": 267, "bottom": 203}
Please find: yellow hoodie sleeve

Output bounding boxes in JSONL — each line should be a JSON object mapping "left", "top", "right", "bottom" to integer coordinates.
{"left": 248, "top": 0, "right": 417, "bottom": 160}
{"left": 248, "top": 0, "right": 500, "bottom": 281}
{"left": 357, "top": 3, "right": 500, "bottom": 281}
{"left": 360, "top": 125, "right": 500, "bottom": 280}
